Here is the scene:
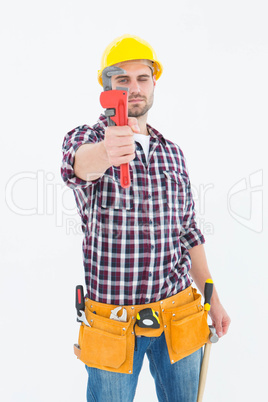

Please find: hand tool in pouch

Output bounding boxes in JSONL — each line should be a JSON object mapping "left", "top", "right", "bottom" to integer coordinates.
{"left": 110, "top": 306, "right": 127, "bottom": 322}
{"left": 133, "top": 308, "right": 160, "bottom": 351}
{"left": 197, "top": 279, "right": 219, "bottom": 402}
{"left": 75, "top": 285, "right": 91, "bottom": 327}
{"left": 99, "top": 66, "right": 131, "bottom": 189}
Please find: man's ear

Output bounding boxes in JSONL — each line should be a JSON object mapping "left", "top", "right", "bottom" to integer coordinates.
{"left": 153, "top": 75, "right": 156, "bottom": 87}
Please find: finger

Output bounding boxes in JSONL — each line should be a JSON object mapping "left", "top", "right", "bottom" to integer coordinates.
{"left": 222, "top": 317, "right": 231, "bottom": 336}
{"left": 112, "top": 153, "right": 136, "bottom": 166}
{"left": 213, "top": 320, "right": 223, "bottom": 338}
{"left": 109, "top": 144, "right": 136, "bottom": 157}
{"left": 107, "top": 137, "right": 134, "bottom": 148}
{"left": 127, "top": 117, "right": 138, "bottom": 126}
{"left": 105, "top": 126, "right": 134, "bottom": 137}
{"left": 127, "top": 117, "right": 140, "bottom": 133}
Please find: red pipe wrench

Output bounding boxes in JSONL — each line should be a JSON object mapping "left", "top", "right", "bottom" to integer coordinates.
{"left": 100, "top": 66, "right": 131, "bottom": 189}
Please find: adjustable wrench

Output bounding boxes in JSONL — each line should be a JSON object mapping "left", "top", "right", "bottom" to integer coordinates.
{"left": 110, "top": 306, "right": 127, "bottom": 322}
{"left": 75, "top": 285, "right": 91, "bottom": 327}
{"left": 77, "top": 310, "right": 91, "bottom": 327}
{"left": 100, "top": 66, "right": 131, "bottom": 189}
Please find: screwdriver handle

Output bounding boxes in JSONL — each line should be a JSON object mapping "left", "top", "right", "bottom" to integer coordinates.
{"left": 76, "top": 285, "right": 85, "bottom": 312}
{"left": 204, "top": 279, "right": 213, "bottom": 311}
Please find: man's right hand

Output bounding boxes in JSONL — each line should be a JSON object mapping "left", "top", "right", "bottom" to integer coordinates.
{"left": 103, "top": 117, "right": 140, "bottom": 167}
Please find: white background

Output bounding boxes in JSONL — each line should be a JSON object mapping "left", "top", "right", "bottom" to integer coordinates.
{"left": 1, "top": 1, "right": 267, "bottom": 401}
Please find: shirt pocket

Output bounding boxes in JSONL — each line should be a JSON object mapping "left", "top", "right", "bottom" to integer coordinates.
{"left": 163, "top": 170, "right": 188, "bottom": 214}
{"left": 98, "top": 172, "right": 134, "bottom": 210}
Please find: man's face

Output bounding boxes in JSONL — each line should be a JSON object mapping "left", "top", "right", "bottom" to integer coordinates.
{"left": 111, "top": 62, "right": 156, "bottom": 118}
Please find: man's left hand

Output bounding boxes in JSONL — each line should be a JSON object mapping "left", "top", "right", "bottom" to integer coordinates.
{"left": 209, "top": 302, "right": 231, "bottom": 338}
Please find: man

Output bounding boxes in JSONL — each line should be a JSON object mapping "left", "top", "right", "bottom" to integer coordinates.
{"left": 61, "top": 34, "right": 230, "bottom": 402}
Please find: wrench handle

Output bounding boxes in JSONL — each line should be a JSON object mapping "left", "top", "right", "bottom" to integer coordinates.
{"left": 120, "top": 163, "right": 131, "bottom": 188}
{"left": 76, "top": 285, "right": 85, "bottom": 313}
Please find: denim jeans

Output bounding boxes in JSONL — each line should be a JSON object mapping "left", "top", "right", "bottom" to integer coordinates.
{"left": 85, "top": 332, "right": 203, "bottom": 402}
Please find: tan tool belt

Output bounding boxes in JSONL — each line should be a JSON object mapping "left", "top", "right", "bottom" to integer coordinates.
{"left": 74, "top": 286, "right": 210, "bottom": 374}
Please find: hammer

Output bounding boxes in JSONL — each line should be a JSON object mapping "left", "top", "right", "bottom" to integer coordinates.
{"left": 197, "top": 280, "right": 219, "bottom": 402}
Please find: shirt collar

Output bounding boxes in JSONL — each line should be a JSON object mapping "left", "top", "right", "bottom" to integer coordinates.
{"left": 146, "top": 124, "right": 166, "bottom": 146}
{"left": 96, "top": 114, "right": 166, "bottom": 146}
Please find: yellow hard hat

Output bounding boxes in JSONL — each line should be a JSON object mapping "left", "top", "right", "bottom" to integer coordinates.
{"left": 98, "top": 34, "right": 163, "bottom": 86}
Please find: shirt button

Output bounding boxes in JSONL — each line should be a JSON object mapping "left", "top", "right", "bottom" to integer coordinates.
{"left": 151, "top": 245, "right": 154, "bottom": 250}
{"left": 149, "top": 220, "right": 153, "bottom": 224}
{"left": 149, "top": 272, "right": 152, "bottom": 277}
{"left": 148, "top": 194, "right": 151, "bottom": 199}
{"left": 145, "top": 298, "right": 149, "bottom": 303}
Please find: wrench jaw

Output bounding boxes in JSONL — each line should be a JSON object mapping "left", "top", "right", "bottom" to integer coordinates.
{"left": 77, "top": 310, "right": 91, "bottom": 327}
{"left": 101, "top": 65, "right": 129, "bottom": 127}
{"left": 110, "top": 306, "right": 127, "bottom": 322}
{"left": 102, "top": 66, "right": 127, "bottom": 91}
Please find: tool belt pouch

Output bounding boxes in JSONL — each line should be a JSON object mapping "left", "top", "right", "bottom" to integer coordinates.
{"left": 74, "top": 306, "right": 134, "bottom": 374}
{"left": 162, "top": 289, "right": 210, "bottom": 364}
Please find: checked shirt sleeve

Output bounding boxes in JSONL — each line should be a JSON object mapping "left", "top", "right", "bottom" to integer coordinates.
{"left": 179, "top": 177, "right": 206, "bottom": 250}
{"left": 180, "top": 181, "right": 205, "bottom": 249}
{"left": 61, "top": 125, "right": 101, "bottom": 189}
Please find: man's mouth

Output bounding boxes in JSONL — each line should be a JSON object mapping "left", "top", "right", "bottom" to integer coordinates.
{"left": 129, "top": 98, "right": 145, "bottom": 103}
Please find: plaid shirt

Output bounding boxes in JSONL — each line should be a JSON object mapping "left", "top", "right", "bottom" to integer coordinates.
{"left": 61, "top": 115, "right": 205, "bottom": 305}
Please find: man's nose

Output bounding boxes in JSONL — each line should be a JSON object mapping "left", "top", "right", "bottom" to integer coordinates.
{"left": 129, "top": 80, "right": 141, "bottom": 95}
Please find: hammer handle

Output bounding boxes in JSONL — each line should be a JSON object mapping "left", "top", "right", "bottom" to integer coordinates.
{"left": 197, "top": 342, "right": 212, "bottom": 402}
{"left": 75, "top": 285, "right": 85, "bottom": 312}
{"left": 204, "top": 279, "right": 213, "bottom": 311}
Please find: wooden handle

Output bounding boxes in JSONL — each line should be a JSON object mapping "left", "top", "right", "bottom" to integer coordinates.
{"left": 197, "top": 343, "right": 212, "bottom": 402}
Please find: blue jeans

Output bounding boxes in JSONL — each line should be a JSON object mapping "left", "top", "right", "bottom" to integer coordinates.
{"left": 85, "top": 332, "right": 203, "bottom": 402}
